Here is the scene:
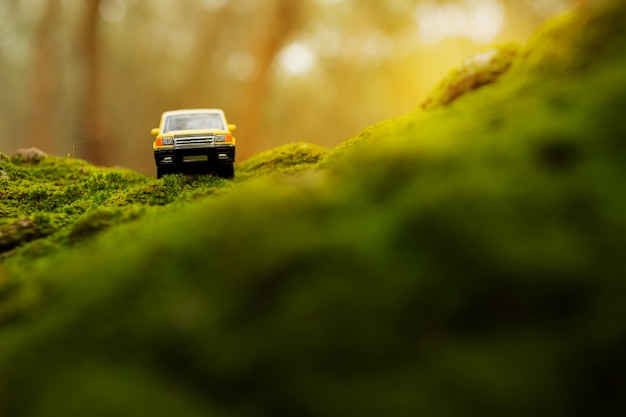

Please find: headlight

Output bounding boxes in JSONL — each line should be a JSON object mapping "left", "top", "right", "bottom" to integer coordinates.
{"left": 162, "top": 137, "right": 174, "bottom": 146}
{"left": 214, "top": 134, "right": 233, "bottom": 143}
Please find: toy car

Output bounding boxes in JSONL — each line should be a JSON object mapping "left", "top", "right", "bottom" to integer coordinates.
{"left": 151, "top": 109, "right": 236, "bottom": 178}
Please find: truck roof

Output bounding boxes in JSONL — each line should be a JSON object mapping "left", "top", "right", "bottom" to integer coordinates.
{"left": 162, "top": 109, "right": 226, "bottom": 117}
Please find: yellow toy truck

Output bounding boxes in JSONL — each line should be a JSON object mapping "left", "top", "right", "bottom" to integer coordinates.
{"left": 151, "top": 109, "right": 236, "bottom": 178}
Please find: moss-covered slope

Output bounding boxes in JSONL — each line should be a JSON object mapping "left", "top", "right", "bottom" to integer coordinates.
{"left": 0, "top": 154, "right": 236, "bottom": 267}
{"left": 1, "top": 0, "right": 626, "bottom": 416}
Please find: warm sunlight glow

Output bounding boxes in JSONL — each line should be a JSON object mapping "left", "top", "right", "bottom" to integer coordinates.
{"left": 533, "top": 0, "right": 568, "bottom": 18}
{"left": 226, "top": 52, "right": 256, "bottom": 81}
{"left": 278, "top": 42, "right": 316, "bottom": 75}
{"left": 414, "top": 0, "right": 505, "bottom": 44}
{"left": 98, "top": 0, "right": 127, "bottom": 24}
{"left": 314, "top": 0, "right": 344, "bottom": 5}
{"left": 201, "top": 0, "right": 229, "bottom": 11}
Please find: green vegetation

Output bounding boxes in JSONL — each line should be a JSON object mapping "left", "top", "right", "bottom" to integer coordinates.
{"left": 1, "top": 0, "right": 626, "bottom": 416}
{"left": 420, "top": 42, "right": 520, "bottom": 110}
{"left": 0, "top": 155, "right": 233, "bottom": 267}
{"left": 235, "top": 142, "right": 328, "bottom": 180}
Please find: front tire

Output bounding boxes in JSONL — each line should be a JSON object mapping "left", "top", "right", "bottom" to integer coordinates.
{"left": 216, "top": 163, "right": 234, "bottom": 179}
{"left": 156, "top": 166, "right": 171, "bottom": 179}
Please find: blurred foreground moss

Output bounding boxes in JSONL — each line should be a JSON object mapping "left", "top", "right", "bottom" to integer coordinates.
{"left": 1, "top": 0, "right": 626, "bottom": 416}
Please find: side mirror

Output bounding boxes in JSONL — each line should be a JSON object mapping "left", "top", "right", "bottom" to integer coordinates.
{"left": 150, "top": 128, "right": 159, "bottom": 136}
{"left": 228, "top": 124, "right": 237, "bottom": 132}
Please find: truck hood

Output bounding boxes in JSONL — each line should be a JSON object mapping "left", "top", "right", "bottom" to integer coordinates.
{"left": 165, "top": 128, "right": 230, "bottom": 136}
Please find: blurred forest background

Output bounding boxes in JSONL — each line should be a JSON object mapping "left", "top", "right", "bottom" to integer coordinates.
{"left": 0, "top": 0, "right": 574, "bottom": 175}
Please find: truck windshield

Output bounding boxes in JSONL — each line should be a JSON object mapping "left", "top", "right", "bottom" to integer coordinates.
{"left": 163, "top": 113, "right": 225, "bottom": 133}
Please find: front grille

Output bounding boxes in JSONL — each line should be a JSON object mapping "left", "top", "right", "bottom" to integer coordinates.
{"left": 174, "top": 134, "right": 214, "bottom": 148}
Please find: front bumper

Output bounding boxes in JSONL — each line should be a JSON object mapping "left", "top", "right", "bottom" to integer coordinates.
{"left": 154, "top": 145, "right": 235, "bottom": 170}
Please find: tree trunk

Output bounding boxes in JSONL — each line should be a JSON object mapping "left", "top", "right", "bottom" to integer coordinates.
{"left": 25, "top": 0, "right": 61, "bottom": 152}
{"left": 177, "top": 4, "right": 230, "bottom": 108}
{"left": 237, "top": 0, "right": 301, "bottom": 160}
{"left": 79, "top": 0, "right": 107, "bottom": 165}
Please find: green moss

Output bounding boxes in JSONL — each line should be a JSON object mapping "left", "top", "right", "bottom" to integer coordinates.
{"left": 420, "top": 42, "right": 520, "bottom": 110}
{"left": 0, "top": 272, "right": 41, "bottom": 325}
{"left": 0, "top": 156, "right": 234, "bottom": 267}
{"left": 236, "top": 142, "right": 328, "bottom": 180}
{"left": 68, "top": 205, "right": 147, "bottom": 241}
{"left": 1, "top": 1, "right": 626, "bottom": 416}
{"left": 517, "top": 0, "right": 626, "bottom": 77}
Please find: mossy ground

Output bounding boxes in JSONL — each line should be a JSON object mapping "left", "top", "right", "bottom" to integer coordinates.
{"left": 0, "top": 155, "right": 235, "bottom": 268}
{"left": 1, "top": 1, "right": 626, "bottom": 416}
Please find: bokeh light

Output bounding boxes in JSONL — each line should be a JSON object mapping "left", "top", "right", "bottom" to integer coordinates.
{"left": 414, "top": 0, "right": 505, "bottom": 44}
{"left": 278, "top": 42, "right": 316, "bottom": 75}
